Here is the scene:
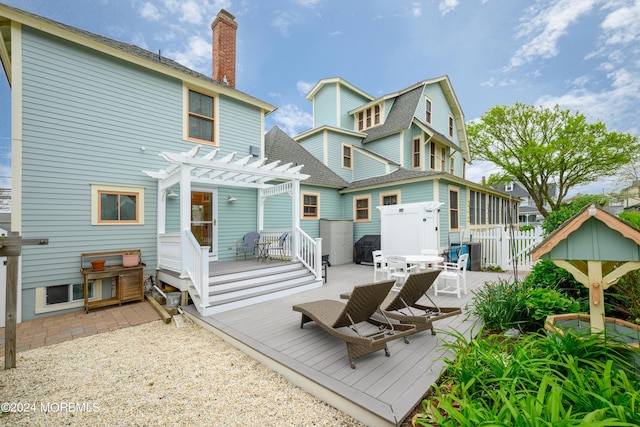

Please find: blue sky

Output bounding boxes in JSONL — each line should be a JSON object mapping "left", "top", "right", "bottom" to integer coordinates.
{"left": 1, "top": 0, "right": 639, "bottom": 195}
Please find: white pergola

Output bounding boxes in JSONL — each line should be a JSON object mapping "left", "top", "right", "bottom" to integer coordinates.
{"left": 143, "top": 145, "right": 310, "bottom": 258}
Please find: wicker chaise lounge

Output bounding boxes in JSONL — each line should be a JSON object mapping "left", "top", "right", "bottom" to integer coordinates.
{"left": 292, "top": 280, "right": 416, "bottom": 369}
{"left": 340, "top": 271, "right": 462, "bottom": 336}
{"left": 380, "top": 270, "right": 462, "bottom": 335}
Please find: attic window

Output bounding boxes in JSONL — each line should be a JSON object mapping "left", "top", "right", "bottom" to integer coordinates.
{"left": 357, "top": 104, "right": 381, "bottom": 131}
{"left": 505, "top": 183, "right": 514, "bottom": 192}
{"left": 448, "top": 115, "right": 454, "bottom": 138}
{"left": 425, "top": 97, "right": 432, "bottom": 124}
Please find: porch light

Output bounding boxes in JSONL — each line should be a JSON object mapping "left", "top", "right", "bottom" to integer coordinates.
{"left": 228, "top": 195, "right": 237, "bottom": 203}
{"left": 167, "top": 191, "right": 179, "bottom": 200}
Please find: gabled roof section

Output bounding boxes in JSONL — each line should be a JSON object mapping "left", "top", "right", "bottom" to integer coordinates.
{"left": 305, "top": 77, "right": 373, "bottom": 102}
{"left": 265, "top": 126, "right": 349, "bottom": 188}
{"left": 294, "top": 125, "right": 365, "bottom": 142}
{"left": 531, "top": 204, "right": 640, "bottom": 262}
{"left": 0, "top": 3, "right": 275, "bottom": 112}
{"left": 361, "top": 86, "right": 423, "bottom": 143}
{"left": 341, "top": 168, "right": 444, "bottom": 192}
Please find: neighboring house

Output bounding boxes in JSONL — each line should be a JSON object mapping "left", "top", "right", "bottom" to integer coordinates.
{"left": 492, "top": 181, "right": 551, "bottom": 226}
{"left": 267, "top": 77, "right": 519, "bottom": 250}
{"left": 621, "top": 180, "right": 640, "bottom": 211}
{"left": 1, "top": 4, "right": 518, "bottom": 322}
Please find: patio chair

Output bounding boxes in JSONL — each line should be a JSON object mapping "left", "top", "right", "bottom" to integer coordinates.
{"left": 268, "top": 232, "right": 289, "bottom": 261}
{"left": 235, "top": 231, "right": 260, "bottom": 261}
{"left": 292, "top": 280, "right": 416, "bottom": 369}
{"left": 434, "top": 253, "right": 469, "bottom": 298}
{"left": 372, "top": 250, "right": 390, "bottom": 282}
{"left": 386, "top": 255, "right": 419, "bottom": 290}
{"left": 380, "top": 271, "right": 462, "bottom": 335}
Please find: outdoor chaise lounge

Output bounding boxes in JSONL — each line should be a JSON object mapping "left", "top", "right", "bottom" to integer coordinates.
{"left": 340, "top": 271, "right": 462, "bottom": 336}
{"left": 292, "top": 280, "right": 416, "bottom": 369}
{"left": 379, "top": 271, "right": 463, "bottom": 335}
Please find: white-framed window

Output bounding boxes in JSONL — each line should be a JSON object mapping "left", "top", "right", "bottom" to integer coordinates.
{"left": 449, "top": 187, "right": 459, "bottom": 230}
{"left": 425, "top": 97, "right": 432, "bottom": 124}
{"left": 448, "top": 115, "right": 454, "bottom": 137}
{"left": 35, "top": 282, "right": 96, "bottom": 314}
{"left": 91, "top": 184, "right": 145, "bottom": 225}
{"left": 302, "top": 192, "right": 320, "bottom": 219}
{"left": 356, "top": 104, "right": 381, "bottom": 131}
{"left": 354, "top": 195, "right": 371, "bottom": 222}
{"left": 187, "top": 88, "right": 216, "bottom": 144}
{"left": 342, "top": 144, "right": 352, "bottom": 169}
{"left": 380, "top": 191, "right": 400, "bottom": 206}
{"left": 505, "top": 182, "right": 514, "bottom": 192}
{"left": 412, "top": 138, "right": 421, "bottom": 168}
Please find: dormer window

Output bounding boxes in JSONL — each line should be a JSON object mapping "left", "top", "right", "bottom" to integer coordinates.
{"left": 357, "top": 104, "right": 381, "bottom": 131}
{"left": 505, "top": 182, "right": 514, "bottom": 192}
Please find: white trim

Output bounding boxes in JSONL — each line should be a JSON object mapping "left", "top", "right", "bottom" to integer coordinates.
{"left": 11, "top": 21, "right": 22, "bottom": 232}
{"left": 34, "top": 282, "right": 100, "bottom": 315}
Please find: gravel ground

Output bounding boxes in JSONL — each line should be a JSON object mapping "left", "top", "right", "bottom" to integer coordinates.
{"left": 0, "top": 320, "right": 365, "bottom": 426}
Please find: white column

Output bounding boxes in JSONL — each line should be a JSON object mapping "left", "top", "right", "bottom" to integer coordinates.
{"left": 292, "top": 179, "right": 300, "bottom": 257}
{"left": 257, "top": 188, "right": 264, "bottom": 232}
{"left": 180, "top": 164, "right": 191, "bottom": 276}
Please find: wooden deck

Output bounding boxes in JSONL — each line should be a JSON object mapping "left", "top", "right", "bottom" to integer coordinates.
{"left": 185, "top": 262, "right": 520, "bottom": 426}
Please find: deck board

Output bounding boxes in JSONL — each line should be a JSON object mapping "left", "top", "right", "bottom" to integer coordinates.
{"left": 186, "top": 262, "right": 520, "bottom": 426}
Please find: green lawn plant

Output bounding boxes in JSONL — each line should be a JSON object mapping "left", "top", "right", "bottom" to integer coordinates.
{"left": 414, "top": 330, "right": 640, "bottom": 426}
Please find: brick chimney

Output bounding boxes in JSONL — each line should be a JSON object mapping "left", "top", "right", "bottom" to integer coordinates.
{"left": 211, "top": 9, "right": 237, "bottom": 88}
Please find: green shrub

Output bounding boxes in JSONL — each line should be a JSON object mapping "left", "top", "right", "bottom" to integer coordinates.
{"left": 467, "top": 279, "right": 530, "bottom": 331}
{"left": 618, "top": 211, "right": 640, "bottom": 230}
{"left": 415, "top": 330, "right": 640, "bottom": 426}
{"left": 523, "top": 287, "right": 580, "bottom": 324}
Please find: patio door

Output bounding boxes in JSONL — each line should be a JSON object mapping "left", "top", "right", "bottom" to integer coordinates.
{"left": 191, "top": 190, "right": 218, "bottom": 260}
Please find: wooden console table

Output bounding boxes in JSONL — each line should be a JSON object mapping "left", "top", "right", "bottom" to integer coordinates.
{"left": 80, "top": 250, "right": 145, "bottom": 313}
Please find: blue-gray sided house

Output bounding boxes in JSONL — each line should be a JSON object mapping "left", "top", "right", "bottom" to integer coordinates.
{"left": 265, "top": 77, "right": 519, "bottom": 258}
{"left": 1, "top": 4, "right": 519, "bottom": 323}
{"left": 1, "top": 5, "right": 324, "bottom": 321}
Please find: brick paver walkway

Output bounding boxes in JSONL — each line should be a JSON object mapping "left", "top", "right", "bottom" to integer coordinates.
{"left": 0, "top": 301, "right": 160, "bottom": 355}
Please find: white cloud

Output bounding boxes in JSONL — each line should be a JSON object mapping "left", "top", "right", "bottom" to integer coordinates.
{"left": 296, "top": 80, "right": 315, "bottom": 96}
{"left": 411, "top": 3, "right": 423, "bottom": 18}
{"left": 271, "top": 11, "right": 301, "bottom": 37}
{"left": 272, "top": 104, "right": 313, "bottom": 136}
{"left": 297, "top": 0, "right": 321, "bottom": 7}
{"left": 164, "top": 36, "right": 211, "bottom": 72}
{"left": 601, "top": 0, "right": 640, "bottom": 45}
{"left": 466, "top": 160, "right": 502, "bottom": 185}
{"left": 140, "top": 2, "right": 162, "bottom": 21}
{"left": 536, "top": 67, "right": 640, "bottom": 135}
{"left": 509, "top": 0, "right": 597, "bottom": 69}
{"left": 439, "top": 0, "right": 459, "bottom": 16}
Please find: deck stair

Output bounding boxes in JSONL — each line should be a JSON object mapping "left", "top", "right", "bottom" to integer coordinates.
{"left": 189, "top": 261, "right": 322, "bottom": 316}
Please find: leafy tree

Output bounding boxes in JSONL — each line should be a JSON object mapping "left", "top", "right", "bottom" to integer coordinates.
{"left": 467, "top": 103, "right": 639, "bottom": 217}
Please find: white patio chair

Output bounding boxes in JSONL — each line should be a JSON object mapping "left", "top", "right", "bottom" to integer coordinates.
{"left": 386, "top": 255, "right": 419, "bottom": 290}
{"left": 419, "top": 248, "right": 442, "bottom": 270}
{"left": 434, "top": 253, "right": 469, "bottom": 298}
{"left": 372, "top": 250, "right": 389, "bottom": 282}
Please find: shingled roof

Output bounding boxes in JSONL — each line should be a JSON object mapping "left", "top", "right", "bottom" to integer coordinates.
{"left": 0, "top": 3, "right": 274, "bottom": 111}
{"left": 344, "top": 168, "right": 444, "bottom": 190}
{"left": 362, "top": 86, "right": 423, "bottom": 143}
{"left": 265, "top": 127, "right": 349, "bottom": 188}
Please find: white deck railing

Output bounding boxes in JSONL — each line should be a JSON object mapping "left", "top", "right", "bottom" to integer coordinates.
{"left": 158, "top": 233, "right": 181, "bottom": 271}
{"left": 296, "top": 227, "right": 322, "bottom": 280}
{"left": 184, "top": 230, "right": 209, "bottom": 312}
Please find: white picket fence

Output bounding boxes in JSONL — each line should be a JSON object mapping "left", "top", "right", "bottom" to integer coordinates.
{"left": 471, "top": 226, "right": 543, "bottom": 272}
